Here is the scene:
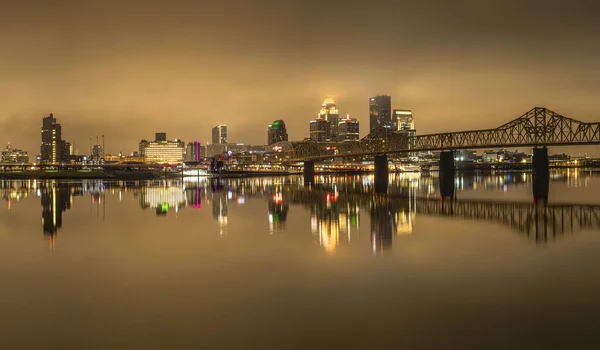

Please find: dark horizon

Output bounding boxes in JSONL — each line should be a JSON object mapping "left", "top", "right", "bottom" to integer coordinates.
{"left": 1, "top": 0, "right": 599, "bottom": 156}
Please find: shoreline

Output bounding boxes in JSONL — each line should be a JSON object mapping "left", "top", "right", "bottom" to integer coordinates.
{"left": 1, "top": 166, "right": 598, "bottom": 180}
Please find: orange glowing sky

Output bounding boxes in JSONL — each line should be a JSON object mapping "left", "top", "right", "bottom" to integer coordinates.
{"left": 1, "top": 0, "right": 599, "bottom": 156}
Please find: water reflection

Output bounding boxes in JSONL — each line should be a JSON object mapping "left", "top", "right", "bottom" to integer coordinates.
{"left": 1, "top": 170, "right": 600, "bottom": 250}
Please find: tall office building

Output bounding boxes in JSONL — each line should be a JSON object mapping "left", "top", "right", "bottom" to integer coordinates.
{"left": 369, "top": 95, "right": 392, "bottom": 131}
{"left": 318, "top": 97, "right": 340, "bottom": 141}
{"left": 309, "top": 118, "right": 331, "bottom": 142}
{"left": 394, "top": 109, "right": 415, "bottom": 132}
{"left": 212, "top": 125, "right": 227, "bottom": 144}
{"left": 139, "top": 133, "right": 185, "bottom": 164}
{"left": 337, "top": 116, "right": 360, "bottom": 142}
{"left": 185, "top": 141, "right": 206, "bottom": 161}
{"left": 393, "top": 109, "right": 416, "bottom": 155}
{"left": 267, "top": 120, "right": 289, "bottom": 145}
{"left": 40, "top": 113, "right": 71, "bottom": 164}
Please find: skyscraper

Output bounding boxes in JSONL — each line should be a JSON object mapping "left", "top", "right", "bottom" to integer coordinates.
{"left": 309, "top": 118, "right": 330, "bottom": 142}
{"left": 337, "top": 116, "right": 360, "bottom": 142}
{"left": 212, "top": 125, "right": 227, "bottom": 144}
{"left": 394, "top": 109, "right": 416, "bottom": 154}
{"left": 318, "top": 97, "right": 339, "bottom": 141}
{"left": 369, "top": 95, "right": 392, "bottom": 131}
{"left": 40, "top": 113, "right": 71, "bottom": 164}
{"left": 267, "top": 120, "right": 289, "bottom": 145}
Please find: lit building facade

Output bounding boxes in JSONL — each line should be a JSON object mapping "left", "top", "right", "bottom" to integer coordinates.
{"left": 92, "top": 144, "right": 104, "bottom": 161}
{"left": 309, "top": 118, "right": 330, "bottom": 142}
{"left": 139, "top": 133, "right": 185, "bottom": 164}
{"left": 394, "top": 109, "right": 416, "bottom": 151}
{"left": 318, "top": 97, "right": 340, "bottom": 141}
{"left": 185, "top": 141, "right": 206, "bottom": 161}
{"left": 369, "top": 95, "right": 392, "bottom": 131}
{"left": 40, "top": 113, "right": 71, "bottom": 164}
{"left": 1, "top": 143, "right": 29, "bottom": 163}
{"left": 212, "top": 125, "right": 227, "bottom": 144}
{"left": 267, "top": 120, "right": 288, "bottom": 145}
{"left": 337, "top": 116, "right": 360, "bottom": 142}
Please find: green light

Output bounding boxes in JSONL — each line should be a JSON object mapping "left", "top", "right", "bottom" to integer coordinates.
{"left": 162, "top": 203, "right": 168, "bottom": 212}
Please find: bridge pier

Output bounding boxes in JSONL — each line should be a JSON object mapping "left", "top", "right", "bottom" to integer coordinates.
{"left": 303, "top": 160, "right": 315, "bottom": 185}
{"left": 439, "top": 151, "right": 455, "bottom": 198}
{"left": 374, "top": 155, "right": 388, "bottom": 194}
{"left": 532, "top": 147, "right": 549, "bottom": 204}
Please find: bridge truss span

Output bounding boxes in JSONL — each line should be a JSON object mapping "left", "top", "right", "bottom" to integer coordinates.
{"left": 412, "top": 107, "right": 600, "bottom": 151}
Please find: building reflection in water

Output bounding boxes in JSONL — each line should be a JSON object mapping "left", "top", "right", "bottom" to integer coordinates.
{"left": 1, "top": 171, "right": 599, "bottom": 250}
{"left": 139, "top": 180, "right": 186, "bottom": 216}
{"left": 268, "top": 192, "right": 288, "bottom": 234}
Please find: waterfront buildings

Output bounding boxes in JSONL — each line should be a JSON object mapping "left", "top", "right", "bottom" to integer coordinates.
{"left": 267, "top": 120, "right": 288, "bottom": 145}
{"left": 212, "top": 125, "right": 228, "bottom": 144}
{"left": 394, "top": 109, "right": 416, "bottom": 152}
{"left": 369, "top": 95, "right": 392, "bottom": 131}
{"left": 337, "top": 116, "right": 360, "bottom": 142}
{"left": 309, "top": 118, "right": 331, "bottom": 142}
{"left": 40, "top": 113, "right": 71, "bottom": 164}
{"left": 139, "top": 133, "right": 185, "bottom": 164}
{"left": 1, "top": 143, "right": 29, "bottom": 163}
{"left": 318, "top": 98, "right": 340, "bottom": 141}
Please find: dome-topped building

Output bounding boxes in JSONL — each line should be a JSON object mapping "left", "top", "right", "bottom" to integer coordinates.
{"left": 317, "top": 97, "right": 340, "bottom": 141}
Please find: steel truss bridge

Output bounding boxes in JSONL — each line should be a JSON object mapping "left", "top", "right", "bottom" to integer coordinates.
{"left": 290, "top": 107, "right": 600, "bottom": 161}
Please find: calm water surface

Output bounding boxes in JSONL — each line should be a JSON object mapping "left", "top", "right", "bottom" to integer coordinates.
{"left": 1, "top": 170, "right": 600, "bottom": 349}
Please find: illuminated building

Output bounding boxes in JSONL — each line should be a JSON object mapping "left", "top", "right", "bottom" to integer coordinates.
{"left": 92, "top": 144, "right": 104, "bottom": 161}
{"left": 186, "top": 141, "right": 205, "bottom": 161}
{"left": 1, "top": 143, "right": 29, "bottom": 163}
{"left": 267, "top": 120, "right": 288, "bottom": 145}
{"left": 337, "top": 116, "right": 360, "bottom": 142}
{"left": 40, "top": 113, "right": 71, "bottom": 164}
{"left": 309, "top": 118, "right": 330, "bottom": 142}
{"left": 369, "top": 95, "right": 392, "bottom": 131}
{"left": 139, "top": 133, "right": 185, "bottom": 164}
{"left": 318, "top": 97, "right": 340, "bottom": 140}
{"left": 212, "top": 125, "right": 228, "bottom": 144}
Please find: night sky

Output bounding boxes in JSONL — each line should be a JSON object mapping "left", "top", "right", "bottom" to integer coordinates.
{"left": 1, "top": 0, "right": 599, "bottom": 156}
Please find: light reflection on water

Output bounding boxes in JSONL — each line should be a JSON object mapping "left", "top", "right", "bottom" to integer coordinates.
{"left": 1, "top": 170, "right": 600, "bottom": 348}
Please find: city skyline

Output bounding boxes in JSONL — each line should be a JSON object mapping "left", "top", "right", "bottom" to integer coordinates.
{"left": 1, "top": 1, "right": 599, "bottom": 156}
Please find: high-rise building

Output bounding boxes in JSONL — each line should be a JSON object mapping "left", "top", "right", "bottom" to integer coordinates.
{"left": 155, "top": 132, "right": 167, "bottom": 142}
{"left": 267, "top": 120, "right": 289, "bottom": 145}
{"left": 337, "top": 116, "right": 360, "bottom": 142}
{"left": 139, "top": 133, "right": 185, "bottom": 164}
{"left": 318, "top": 97, "right": 340, "bottom": 141}
{"left": 185, "top": 141, "right": 206, "bottom": 161}
{"left": 309, "top": 118, "right": 330, "bottom": 142}
{"left": 369, "top": 95, "right": 392, "bottom": 131}
{"left": 212, "top": 125, "right": 227, "bottom": 144}
{"left": 40, "top": 113, "right": 70, "bottom": 164}
{"left": 394, "top": 109, "right": 415, "bottom": 132}
{"left": 1, "top": 143, "right": 29, "bottom": 163}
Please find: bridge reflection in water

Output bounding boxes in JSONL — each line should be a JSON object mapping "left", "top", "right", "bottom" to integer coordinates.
{"left": 1, "top": 172, "right": 599, "bottom": 251}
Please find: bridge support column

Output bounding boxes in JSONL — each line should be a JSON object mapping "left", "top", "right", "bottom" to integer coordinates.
{"left": 439, "top": 151, "right": 455, "bottom": 198}
{"left": 532, "top": 147, "right": 549, "bottom": 204}
{"left": 374, "top": 155, "right": 388, "bottom": 194}
{"left": 303, "top": 161, "right": 315, "bottom": 185}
